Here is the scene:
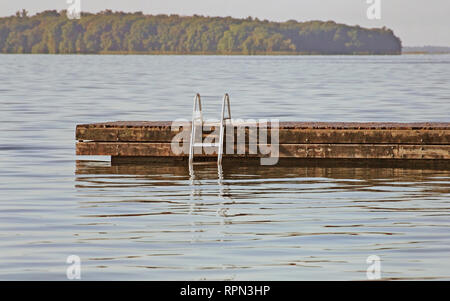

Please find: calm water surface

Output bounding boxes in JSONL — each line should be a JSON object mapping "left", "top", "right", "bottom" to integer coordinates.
{"left": 0, "top": 54, "right": 449, "bottom": 280}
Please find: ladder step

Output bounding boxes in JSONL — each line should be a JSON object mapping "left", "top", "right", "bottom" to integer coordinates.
{"left": 193, "top": 143, "right": 220, "bottom": 147}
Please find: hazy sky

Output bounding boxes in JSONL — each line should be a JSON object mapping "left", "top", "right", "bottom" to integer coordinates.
{"left": 0, "top": 0, "right": 449, "bottom": 46}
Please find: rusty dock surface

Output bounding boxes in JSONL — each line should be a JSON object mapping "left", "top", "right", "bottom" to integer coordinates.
{"left": 76, "top": 121, "right": 450, "bottom": 165}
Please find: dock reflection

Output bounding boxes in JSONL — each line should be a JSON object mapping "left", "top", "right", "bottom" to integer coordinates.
{"left": 75, "top": 158, "right": 450, "bottom": 203}
{"left": 72, "top": 159, "right": 450, "bottom": 280}
{"left": 76, "top": 159, "right": 450, "bottom": 181}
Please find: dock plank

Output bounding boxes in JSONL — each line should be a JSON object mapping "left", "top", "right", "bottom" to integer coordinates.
{"left": 76, "top": 142, "right": 450, "bottom": 160}
{"left": 76, "top": 121, "right": 450, "bottom": 130}
{"left": 77, "top": 126, "right": 450, "bottom": 145}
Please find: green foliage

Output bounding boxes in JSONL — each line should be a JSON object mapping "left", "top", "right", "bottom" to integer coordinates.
{"left": 0, "top": 11, "right": 402, "bottom": 54}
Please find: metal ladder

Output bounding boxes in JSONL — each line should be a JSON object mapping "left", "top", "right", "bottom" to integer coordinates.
{"left": 189, "top": 93, "right": 231, "bottom": 166}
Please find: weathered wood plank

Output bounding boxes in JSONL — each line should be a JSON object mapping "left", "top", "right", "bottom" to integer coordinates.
{"left": 76, "top": 121, "right": 450, "bottom": 130}
{"left": 278, "top": 129, "right": 450, "bottom": 145}
{"left": 76, "top": 126, "right": 450, "bottom": 145}
{"left": 76, "top": 142, "right": 450, "bottom": 159}
{"left": 279, "top": 144, "right": 450, "bottom": 159}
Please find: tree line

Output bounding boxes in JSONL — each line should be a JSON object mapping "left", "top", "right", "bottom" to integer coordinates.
{"left": 0, "top": 10, "right": 402, "bottom": 54}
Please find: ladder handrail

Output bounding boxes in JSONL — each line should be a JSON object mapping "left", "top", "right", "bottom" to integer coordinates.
{"left": 192, "top": 93, "right": 203, "bottom": 122}
{"left": 189, "top": 93, "right": 202, "bottom": 165}
{"left": 218, "top": 93, "right": 231, "bottom": 165}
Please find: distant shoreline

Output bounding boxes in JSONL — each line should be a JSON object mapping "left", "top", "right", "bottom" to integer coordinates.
{"left": 402, "top": 46, "right": 450, "bottom": 54}
{"left": 93, "top": 50, "right": 404, "bottom": 55}
{"left": 402, "top": 52, "right": 450, "bottom": 55}
{"left": 3, "top": 51, "right": 449, "bottom": 55}
{"left": 0, "top": 51, "right": 403, "bottom": 55}
{"left": 0, "top": 11, "right": 401, "bottom": 55}
{"left": 0, "top": 52, "right": 450, "bottom": 57}
{"left": 0, "top": 52, "right": 404, "bottom": 57}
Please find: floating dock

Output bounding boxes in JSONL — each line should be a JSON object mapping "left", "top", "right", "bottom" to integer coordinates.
{"left": 76, "top": 121, "right": 450, "bottom": 165}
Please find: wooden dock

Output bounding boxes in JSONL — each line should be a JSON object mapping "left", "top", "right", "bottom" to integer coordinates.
{"left": 76, "top": 121, "right": 450, "bottom": 165}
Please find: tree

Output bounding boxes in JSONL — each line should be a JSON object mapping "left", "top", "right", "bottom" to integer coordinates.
{"left": 60, "top": 21, "right": 83, "bottom": 53}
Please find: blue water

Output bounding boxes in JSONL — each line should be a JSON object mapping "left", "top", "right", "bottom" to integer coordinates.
{"left": 0, "top": 54, "right": 449, "bottom": 280}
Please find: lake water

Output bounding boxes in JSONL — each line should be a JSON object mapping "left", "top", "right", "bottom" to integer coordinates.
{"left": 0, "top": 54, "right": 449, "bottom": 280}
